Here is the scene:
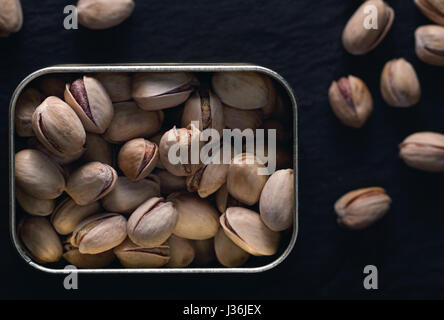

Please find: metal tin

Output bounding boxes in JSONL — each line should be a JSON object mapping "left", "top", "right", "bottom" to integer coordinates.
{"left": 9, "top": 63, "right": 299, "bottom": 274}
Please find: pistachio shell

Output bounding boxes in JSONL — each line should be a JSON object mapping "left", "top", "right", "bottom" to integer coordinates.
{"left": 16, "top": 187, "right": 55, "bottom": 217}
{"left": 191, "top": 238, "right": 216, "bottom": 266}
{"left": 14, "top": 88, "right": 43, "bottom": 137}
{"left": 215, "top": 183, "right": 243, "bottom": 214}
{"left": 0, "top": 0, "right": 23, "bottom": 37}
{"left": 415, "top": 0, "right": 444, "bottom": 26}
{"left": 95, "top": 73, "right": 132, "bottom": 102}
{"left": 114, "top": 238, "right": 170, "bottom": 268}
{"left": 150, "top": 132, "right": 166, "bottom": 169}
{"left": 214, "top": 228, "right": 249, "bottom": 268}
{"left": 77, "top": 0, "right": 135, "bottom": 30}
{"left": 399, "top": 132, "right": 444, "bottom": 172}
{"left": 415, "top": 25, "right": 444, "bottom": 66}
{"left": 156, "top": 169, "right": 187, "bottom": 194}
{"left": 166, "top": 235, "right": 195, "bottom": 268}
{"left": 63, "top": 244, "right": 115, "bottom": 268}
{"left": 118, "top": 138, "right": 159, "bottom": 181}
{"left": 83, "top": 133, "right": 113, "bottom": 165}
{"left": 27, "top": 137, "right": 84, "bottom": 165}
{"left": 224, "top": 105, "right": 264, "bottom": 131}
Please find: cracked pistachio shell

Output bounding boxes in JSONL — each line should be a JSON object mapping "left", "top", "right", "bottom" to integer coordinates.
{"left": 32, "top": 96, "right": 86, "bottom": 158}
{"left": 328, "top": 75, "right": 373, "bottom": 128}
{"left": 415, "top": 0, "right": 444, "bottom": 26}
{"left": 66, "top": 162, "right": 117, "bottom": 206}
{"left": 95, "top": 73, "right": 132, "bottom": 102}
{"left": 212, "top": 72, "right": 269, "bottom": 110}
{"left": 14, "top": 88, "right": 43, "bottom": 137}
{"left": 224, "top": 104, "right": 264, "bottom": 131}
{"left": 156, "top": 169, "right": 187, "bottom": 194}
{"left": 16, "top": 187, "right": 55, "bottom": 217}
{"left": 220, "top": 207, "right": 280, "bottom": 256}
{"left": 127, "top": 197, "right": 178, "bottom": 248}
{"left": 83, "top": 133, "right": 113, "bottom": 165}
{"left": 102, "top": 175, "right": 160, "bottom": 214}
{"left": 40, "top": 77, "right": 66, "bottom": 98}
{"left": 192, "top": 238, "right": 216, "bottom": 266}
{"left": 77, "top": 0, "right": 135, "bottom": 30}
{"left": 381, "top": 58, "right": 421, "bottom": 107}
{"left": 150, "top": 132, "right": 166, "bottom": 169}
{"left": 63, "top": 242, "right": 115, "bottom": 268}
{"left": 168, "top": 192, "right": 219, "bottom": 240}
{"left": 415, "top": 25, "right": 444, "bottom": 66}
{"left": 118, "top": 138, "right": 159, "bottom": 181}
{"left": 103, "top": 101, "right": 164, "bottom": 143}
{"left": 215, "top": 228, "right": 249, "bottom": 268}
{"left": 262, "top": 76, "right": 277, "bottom": 118}
{"left": 114, "top": 238, "right": 170, "bottom": 268}
{"left": 71, "top": 213, "right": 127, "bottom": 254}
{"left": 259, "top": 169, "right": 294, "bottom": 232}
{"left": 0, "top": 0, "right": 23, "bottom": 37}
{"left": 215, "top": 183, "right": 243, "bottom": 214}
{"left": 15, "top": 149, "right": 65, "bottom": 199}
{"left": 399, "top": 132, "right": 444, "bottom": 172}
{"left": 334, "top": 187, "right": 391, "bottom": 230}
{"left": 132, "top": 72, "right": 196, "bottom": 111}
{"left": 342, "top": 0, "right": 394, "bottom": 55}
{"left": 65, "top": 76, "right": 114, "bottom": 134}
{"left": 19, "top": 217, "right": 62, "bottom": 263}
{"left": 51, "top": 198, "right": 101, "bottom": 235}
{"left": 166, "top": 235, "right": 195, "bottom": 268}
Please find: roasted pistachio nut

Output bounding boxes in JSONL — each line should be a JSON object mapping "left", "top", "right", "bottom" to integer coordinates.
{"left": 51, "top": 198, "right": 101, "bottom": 235}
{"left": 16, "top": 187, "right": 55, "bottom": 217}
{"left": 192, "top": 238, "right": 216, "bottom": 266}
{"left": 259, "top": 169, "right": 294, "bottom": 232}
{"left": 19, "top": 217, "right": 62, "bottom": 263}
{"left": 65, "top": 76, "right": 114, "bottom": 134}
{"left": 380, "top": 58, "right": 421, "bottom": 107}
{"left": 415, "top": 0, "right": 444, "bottom": 26}
{"left": 224, "top": 105, "right": 264, "bottom": 131}
{"left": 71, "top": 213, "right": 127, "bottom": 254}
{"left": 118, "top": 138, "right": 159, "bottom": 181}
{"left": 102, "top": 175, "right": 161, "bottom": 214}
{"left": 328, "top": 75, "right": 373, "bottom": 128}
{"left": 77, "top": 0, "right": 135, "bottom": 30}
{"left": 114, "top": 238, "right": 170, "bottom": 268}
{"left": 14, "top": 88, "right": 43, "bottom": 137}
{"left": 168, "top": 192, "right": 219, "bottom": 240}
{"left": 215, "top": 183, "right": 243, "bottom": 214}
{"left": 166, "top": 235, "right": 195, "bottom": 268}
{"left": 334, "top": 187, "right": 391, "bottom": 230}
{"left": 15, "top": 149, "right": 65, "bottom": 199}
{"left": 415, "top": 25, "right": 444, "bottom": 66}
{"left": 127, "top": 197, "right": 178, "bottom": 248}
{"left": 342, "top": 0, "right": 394, "bottom": 55}
{"left": 95, "top": 73, "right": 132, "bottom": 102}
{"left": 83, "top": 133, "right": 113, "bottom": 165}
{"left": 66, "top": 162, "right": 118, "bottom": 205}
{"left": 156, "top": 169, "right": 187, "bottom": 194}
{"left": 103, "top": 101, "right": 164, "bottom": 143}
{"left": 215, "top": 228, "right": 249, "bottom": 268}
{"left": 63, "top": 243, "right": 115, "bottom": 268}
{"left": 0, "top": 0, "right": 23, "bottom": 37}
{"left": 212, "top": 72, "right": 269, "bottom": 110}
{"left": 40, "top": 77, "right": 66, "bottom": 98}
{"left": 262, "top": 76, "right": 277, "bottom": 118}
{"left": 132, "top": 72, "right": 196, "bottom": 111}
{"left": 399, "top": 132, "right": 444, "bottom": 172}
{"left": 32, "top": 96, "right": 86, "bottom": 158}
{"left": 220, "top": 207, "right": 280, "bottom": 256}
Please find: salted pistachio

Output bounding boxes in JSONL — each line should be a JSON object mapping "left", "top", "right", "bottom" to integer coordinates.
{"left": 399, "top": 132, "right": 444, "bottom": 172}
{"left": 15, "top": 149, "right": 65, "bottom": 199}
{"left": 16, "top": 187, "right": 55, "bottom": 217}
{"left": 14, "top": 88, "right": 43, "bottom": 137}
{"left": 220, "top": 207, "right": 280, "bottom": 256}
{"left": 415, "top": 0, "right": 444, "bottom": 26}
{"left": 102, "top": 175, "right": 160, "bottom": 214}
{"left": 83, "top": 133, "right": 113, "bottom": 165}
{"left": 168, "top": 192, "right": 219, "bottom": 240}
{"left": 103, "top": 101, "right": 164, "bottom": 143}
{"left": 342, "top": 0, "right": 394, "bottom": 55}
{"left": 32, "top": 96, "right": 86, "bottom": 158}
{"left": 19, "top": 217, "right": 62, "bottom": 263}
{"left": 132, "top": 72, "right": 197, "bottom": 111}
{"left": 51, "top": 198, "right": 101, "bottom": 235}
{"left": 0, "top": 0, "right": 23, "bottom": 37}
{"left": 328, "top": 75, "right": 373, "bottom": 128}
{"left": 224, "top": 105, "right": 264, "bottom": 131}
{"left": 191, "top": 238, "right": 216, "bottom": 266}
{"left": 40, "top": 77, "right": 66, "bottom": 98}
{"left": 155, "top": 169, "right": 187, "bottom": 194}
{"left": 65, "top": 76, "right": 114, "bottom": 134}
{"left": 27, "top": 137, "right": 84, "bottom": 165}
{"left": 415, "top": 25, "right": 444, "bottom": 66}
{"left": 114, "top": 238, "right": 170, "bottom": 268}
{"left": 262, "top": 76, "right": 277, "bottom": 118}
{"left": 95, "top": 73, "right": 132, "bottom": 102}
{"left": 381, "top": 58, "right": 421, "bottom": 107}
{"left": 77, "top": 0, "right": 135, "bottom": 30}
{"left": 66, "top": 162, "right": 117, "bottom": 205}
{"left": 166, "top": 235, "right": 195, "bottom": 268}
{"left": 334, "top": 187, "right": 391, "bottom": 230}
{"left": 118, "top": 138, "right": 159, "bottom": 181}
{"left": 71, "top": 213, "right": 127, "bottom": 254}
{"left": 127, "top": 197, "right": 178, "bottom": 248}
{"left": 215, "top": 183, "right": 243, "bottom": 214}
{"left": 63, "top": 242, "right": 115, "bottom": 268}
{"left": 215, "top": 228, "right": 249, "bottom": 268}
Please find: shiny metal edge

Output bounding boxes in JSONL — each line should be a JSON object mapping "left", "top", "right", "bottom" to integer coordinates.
{"left": 9, "top": 63, "right": 299, "bottom": 274}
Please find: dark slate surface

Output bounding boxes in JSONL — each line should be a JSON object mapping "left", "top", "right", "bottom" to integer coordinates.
{"left": 1, "top": 0, "right": 444, "bottom": 299}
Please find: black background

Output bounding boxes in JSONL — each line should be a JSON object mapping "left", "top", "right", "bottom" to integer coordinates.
{"left": 1, "top": 0, "right": 444, "bottom": 299}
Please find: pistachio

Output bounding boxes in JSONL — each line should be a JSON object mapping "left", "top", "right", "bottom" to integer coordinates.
{"left": 262, "top": 76, "right": 277, "bottom": 118}
{"left": 155, "top": 169, "right": 187, "bottom": 194}
{"left": 415, "top": 0, "right": 444, "bottom": 26}
{"left": 102, "top": 175, "right": 161, "bottom": 214}
{"left": 66, "top": 162, "right": 117, "bottom": 205}
{"left": 83, "top": 133, "right": 113, "bottom": 165}
{"left": 118, "top": 138, "right": 159, "bottom": 181}
{"left": 214, "top": 228, "right": 249, "bottom": 268}
{"left": 0, "top": 0, "right": 23, "bottom": 37}
{"left": 415, "top": 25, "right": 444, "bottom": 66}
{"left": 224, "top": 105, "right": 264, "bottom": 131}
{"left": 114, "top": 238, "right": 170, "bottom": 268}
{"left": 14, "top": 88, "right": 43, "bottom": 137}
{"left": 215, "top": 183, "right": 243, "bottom": 214}
{"left": 16, "top": 187, "right": 55, "bottom": 217}
{"left": 334, "top": 187, "right": 391, "bottom": 230}
{"left": 328, "top": 75, "right": 373, "bottom": 128}
{"left": 95, "top": 73, "right": 132, "bottom": 102}
{"left": 259, "top": 169, "right": 294, "bottom": 232}
{"left": 191, "top": 238, "right": 216, "bottom": 266}
{"left": 399, "top": 132, "right": 444, "bottom": 172}
{"left": 150, "top": 132, "right": 166, "bottom": 169}
{"left": 40, "top": 77, "right": 66, "bottom": 98}
{"left": 77, "top": 0, "right": 135, "bottom": 30}
{"left": 15, "top": 149, "right": 65, "bottom": 199}
{"left": 127, "top": 197, "right": 178, "bottom": 248}
{"left": 51, "top": 198, "right": 101, "bottom": 235}
{"left": 27, "top": 137, "right": 84, "bottom": 165}
{"left": 63, "top": 242, "right": 115, "bottom": 268}
{"left": 380, "top": 58, "right": 421, "bottom": 107}
{"left": 71, "top": 213, "right": 127, "bottom": 254}
{"left": 19, "top": 217, "right": 62, "bottom": 263}
{"left": 220, "top": 207, "right": 280, "bottom": 256}
{"left": 166, "top": 235, "right": 195, "bottom": 268}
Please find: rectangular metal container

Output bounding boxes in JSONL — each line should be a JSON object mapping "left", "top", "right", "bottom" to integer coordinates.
{"left": 9, "top": 63, "right": 298, "bottom": 274}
